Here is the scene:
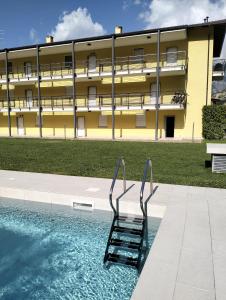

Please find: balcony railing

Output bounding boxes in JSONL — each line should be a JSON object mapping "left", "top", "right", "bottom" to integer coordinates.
{"left": 0, "top": 91, "right": 186, "bottom": 110}
{"left": 0, "top": 51, "right": 187, "bottom": 80}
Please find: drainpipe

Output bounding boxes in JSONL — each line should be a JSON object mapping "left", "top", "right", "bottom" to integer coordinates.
{"left": 205, "top": 26, "right": 210, "bottom": 106}
{"left": 112, "top": 34, "right": 115, "bottom": 140}
{"left": 36, "top": 45, "right": 42, "bottom": 138}
{"left": 5, "top": 49, "right": 11, "bottom": 137}
{"left": 72, "top": 41, "right": 77, "bottom": 138}
{"left": 155, "top": 30, "right": 161, "bottom": 141}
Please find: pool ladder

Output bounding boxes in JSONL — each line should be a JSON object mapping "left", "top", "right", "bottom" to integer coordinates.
{"left": 103, "top": 158, "right": 153, "bottom": 270}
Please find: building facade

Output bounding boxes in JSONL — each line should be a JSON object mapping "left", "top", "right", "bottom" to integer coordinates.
{"left": 0, "top": 20, "right": 225, "bottom": 141}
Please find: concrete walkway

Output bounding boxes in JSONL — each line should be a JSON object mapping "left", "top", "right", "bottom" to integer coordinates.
{"left": 0, "top": 170, "right": 225, "bottom": 300}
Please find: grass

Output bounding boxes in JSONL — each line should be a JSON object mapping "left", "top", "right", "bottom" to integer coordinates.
{"left": 0, "top": 138, "right": 225, "bottom": 189}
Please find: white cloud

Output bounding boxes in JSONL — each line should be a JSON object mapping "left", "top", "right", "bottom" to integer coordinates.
{"left": 29, "top": 28, "right": 39, "bottom": 43}
{"left": 139, "top": 0, "right": 226, "bottom": 57}
{"left": 51, "top": 7, "right": 106, "bottom": 42}
{"left": 122, "top": 1, "right": 129, "bottom": 10}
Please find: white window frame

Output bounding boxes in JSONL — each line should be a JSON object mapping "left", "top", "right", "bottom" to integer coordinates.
{"left": 166, "top": 47, "right": 178, "bottom": 66}
{"left": 99, "top": 115, "right": 108, "bottom": 128}
{"left": 136, "top": 113, "right": 146, "bottom": 128}
{"left": 150, "top": 82, "right": 161, "bottom": 104}
{"left": 134, "top": 48, "right": 144, "bottom": 63}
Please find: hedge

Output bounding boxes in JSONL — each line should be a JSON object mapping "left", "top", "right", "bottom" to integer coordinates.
{"left": 202, "top": 105, "right": 226, "bottom": 139}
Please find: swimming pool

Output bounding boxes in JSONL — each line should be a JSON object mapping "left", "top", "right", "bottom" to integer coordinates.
{"left": 0, "top": 198, "right": 160, "bottom": 300}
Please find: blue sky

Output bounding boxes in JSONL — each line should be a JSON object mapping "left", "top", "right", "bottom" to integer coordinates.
{"left": 0, "top": 0, "right": 225, "bottom": 57}
{"left": 0, "top": 0, "right": 145, "bottom": 48}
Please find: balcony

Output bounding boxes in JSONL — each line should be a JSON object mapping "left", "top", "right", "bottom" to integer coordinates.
{"left": 0, "top": 91, "right": 186, "bottom": 112}
{"left": 0, "top": 51, "right": 187, "bottom": 84}
{"left": 212, "top": 59, "right": 226, "bottom": 79}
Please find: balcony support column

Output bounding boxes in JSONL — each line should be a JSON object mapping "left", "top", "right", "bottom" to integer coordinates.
{"left": 5, "top": 49, "right": 11, "bottom": 137}
{"left": 36, "top": 45, "right": 42, "bottom": 138}
{"left": 72, "top": 41, "right": 77, "bottom": 138}
{"left": 111, "top": 34, "right": 115, "bottom": 140}
{"left": 155, "top": 29, "right": 161, "bottom": 141}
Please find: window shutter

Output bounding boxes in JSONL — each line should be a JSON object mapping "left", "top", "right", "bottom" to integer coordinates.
{"left": 99, "top": 115, "right": 107, "bottom": 127}
{"left": 166, "top": 47, "right": 178, "bottom": 65}
{"left": 136, "top": 113, "right": 146, "bottom": 127}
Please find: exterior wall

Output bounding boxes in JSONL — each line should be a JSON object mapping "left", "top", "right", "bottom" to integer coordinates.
{"left": 0, "top": 26, "right": 217, "bottom": 141}
{"left": 183, "top": 27, "right": 214, "bottom": 139}
{"left": 4, "top": 110, "right": 185, "bottom": 140}
{"left": 0, "top": 113, "right": 9, "bottom": 136}
{"left": 11, "top": 113, "right": 39, "bottom": 137}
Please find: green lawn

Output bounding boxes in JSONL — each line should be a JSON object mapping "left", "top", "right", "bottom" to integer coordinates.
{"left": 0, "top": 138, "right": 225, "bottom": 188}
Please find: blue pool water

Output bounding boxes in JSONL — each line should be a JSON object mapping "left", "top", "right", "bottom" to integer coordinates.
{"left": 0, "top": 198, "right": 160, "bottom": 300}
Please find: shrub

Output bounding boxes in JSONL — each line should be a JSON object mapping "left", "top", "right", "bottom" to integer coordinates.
{"left": 202, "top": 105, "right": 226, "bottom": 139}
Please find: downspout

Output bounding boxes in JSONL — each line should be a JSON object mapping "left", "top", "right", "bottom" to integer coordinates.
{"left": 72, "top": 41, "right": 77, "bottom": 138}
{"left": 155, "top": 29, "right": 160, "bottom": 141}
{"left": 36, "top": 45, "right": 42, "bottom": 138}
{"left": 5, "top": 49, "right": 11, "bottom": 137}
{"left": 206, "top": 25, "right": 211, "bottom": 106}
{"left": 112, "top": 34, "right": 115, "bottom": 140}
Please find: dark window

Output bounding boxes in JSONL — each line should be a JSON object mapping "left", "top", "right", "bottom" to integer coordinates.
{"left": 65, "top": 55, "right": 72, "bottom": 68}
{"left": 7, "top": 62, "right": 13, "bottom": 73}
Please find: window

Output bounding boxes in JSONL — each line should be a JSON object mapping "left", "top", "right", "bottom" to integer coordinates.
{"left": 66, "top": 86, "right": 73, "bottom": 96}
{"left": 134, "top": 48, "right": 144, "bottom": 63}
{"left": 36, "top": 115, "right": 42, "bottom": 127}
{"left": 65, "top": 55, "right": 72, "bottom": 68}
{"left": 24, "top": 62, "right": 32, "bottom": 76}
{"left": 166, "top": 47, "right": 178, "bottom": 66}
{"left": 150, "top": 83, "right": 160, "bottom": 104}
{"left": 7, "top": 62, "right": 13, "bottom": 73}
{"left": 88, "top": 54, "right": 96, "bottom": 72}
{"left": 99, "top": 115, "right": 107, "bottom": 128}
{"left": 136, "top": 113, "right": 146, "bottom": 128}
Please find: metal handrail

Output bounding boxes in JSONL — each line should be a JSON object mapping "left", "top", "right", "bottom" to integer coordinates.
{"left": 109, "top": 158, "right": 126, "bottom": 216}
{"left": 140, "top": 159, "right": 153, "bottom": 217}
{"left": 0, "top": 90, "right": 187, "bottom": 109}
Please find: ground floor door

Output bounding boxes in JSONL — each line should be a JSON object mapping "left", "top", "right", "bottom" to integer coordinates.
{"left": 165, "top": 116, "right": 175, "bottom": 138}
{"left": 17, "top": 115, "right": 24, "bottom": 136}
{"left": 77, "top": 117, "right": 85, "bottom": 137}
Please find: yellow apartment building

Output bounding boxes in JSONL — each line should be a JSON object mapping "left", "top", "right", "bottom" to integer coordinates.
{"left": 0, "top": 19, "right": 225, "bottom": 141}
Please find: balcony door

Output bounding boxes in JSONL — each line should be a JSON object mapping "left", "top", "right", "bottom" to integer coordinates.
{"left": 166, "top": 47, "right": 177, "bottom": 66}
{"left": 88, "top": 54, "right": 96, "bottom": 72}
{"left": 150, "top": 83, "right": 160, "bottom": 104}
{"left": 25, "top": 89, "right": 33, "bottom": 108}
{"left": 24, "top": 62, "right": 32, "bottom": 77}
{"left": 88, "top": 86, "right": 97, "bottom": 107}
{"left": 17, "top": 115, "right": 24, "bottom": 136}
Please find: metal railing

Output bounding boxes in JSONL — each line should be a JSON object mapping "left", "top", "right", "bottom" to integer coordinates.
{"left": 140, "top": 159, "right": 153, "bottom": 217}
{"left": 0, "top": 51, "right": 187, "bottom": 80}
{"left": 0, "top": 91, "right": 187, "bottom": 110}
{"left": 109, "top": 158, "right": 126, "bottom": 217}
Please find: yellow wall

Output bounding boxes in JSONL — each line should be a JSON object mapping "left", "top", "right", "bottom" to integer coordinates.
{"left": 0, "top": 25, "right": 216, "bottom": 141}
{"left": 0, "top": 113, "right": 9, "bottom": 136}
{"left": 182, "top": 27, "right": 213, "bottom": 139}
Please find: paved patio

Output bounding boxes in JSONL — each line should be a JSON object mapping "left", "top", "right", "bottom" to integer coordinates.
{"left": 0, "top": 170, "right": 225, "bottom": 300}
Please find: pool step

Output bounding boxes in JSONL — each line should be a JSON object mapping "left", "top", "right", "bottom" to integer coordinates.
{"left": 106, "top": 253, "right": 138, "bottom": 268}
{"left": 110, "top": 238, "right": 141, "bottom": 250}
{"left": 117, "top": 215, "right": 144, "bottom": 225}
{"left": 113, "top": 225, "right": 143, "bottom": 236}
